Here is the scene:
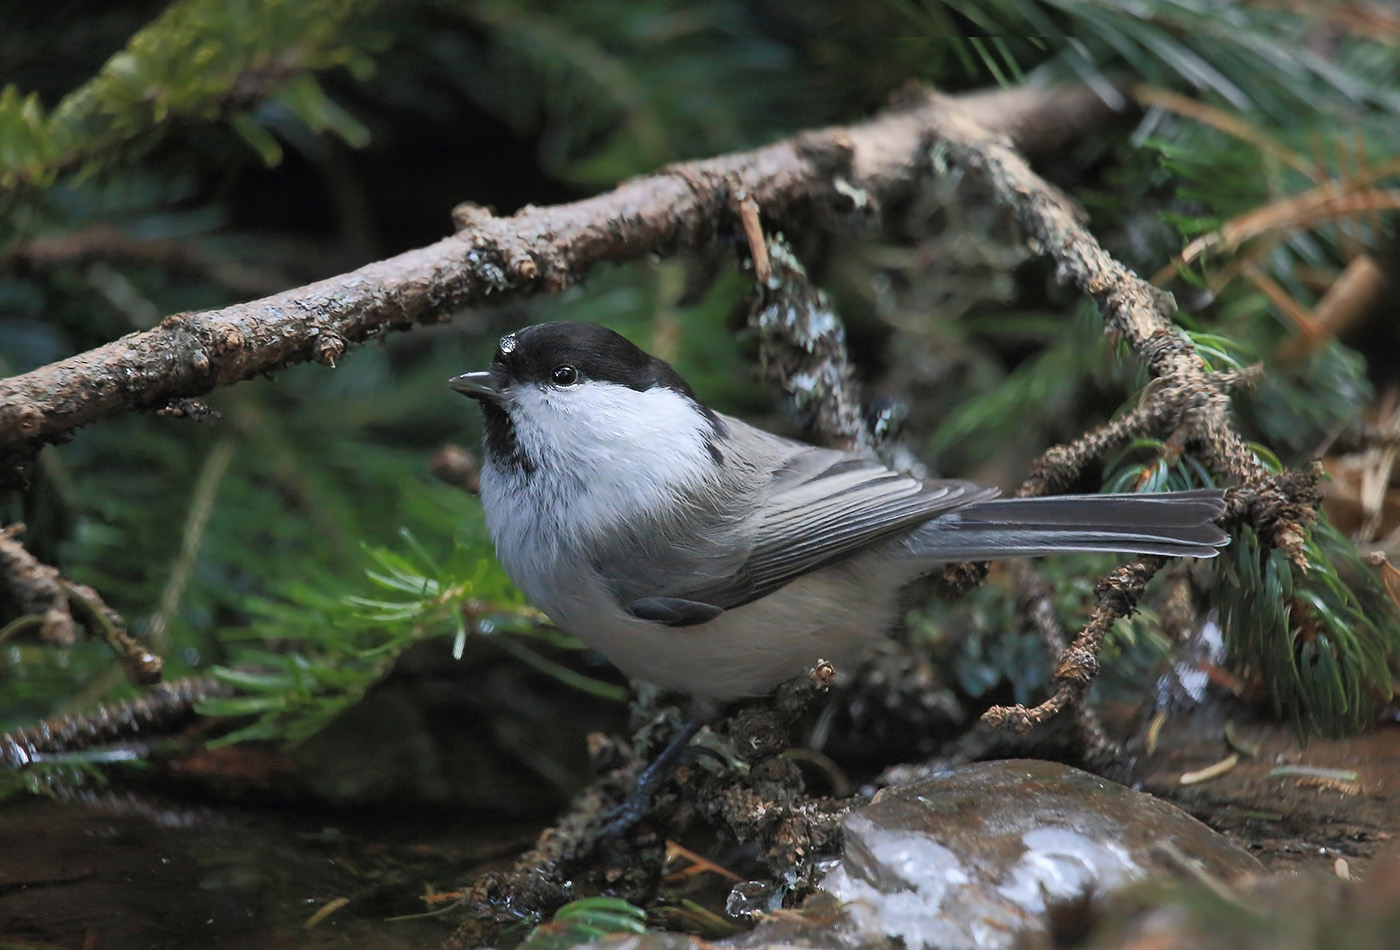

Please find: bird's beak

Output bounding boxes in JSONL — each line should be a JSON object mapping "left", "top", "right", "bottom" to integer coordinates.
{"left": 449, "top": 370, "right": 503, "bottom": 404}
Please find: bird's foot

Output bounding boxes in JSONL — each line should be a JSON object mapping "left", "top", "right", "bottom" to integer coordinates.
{"left": 595, "top": 713, "right": 710, "bottom": 838}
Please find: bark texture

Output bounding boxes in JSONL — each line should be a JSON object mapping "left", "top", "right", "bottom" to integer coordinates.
{"left": 0, "top": 84, "right": 1123, "bottom": 472}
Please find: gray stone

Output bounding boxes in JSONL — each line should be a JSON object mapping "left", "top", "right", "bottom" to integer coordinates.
{"left": 817, "top": 759, "right": 1261, "bottom": 950}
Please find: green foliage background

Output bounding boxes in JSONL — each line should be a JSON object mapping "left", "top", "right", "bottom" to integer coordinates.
{"left": 2, "top": 0, "right": 1399, "bottom": 745}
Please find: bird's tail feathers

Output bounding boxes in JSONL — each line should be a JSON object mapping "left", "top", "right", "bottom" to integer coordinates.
{"left": 907, "top": 488, "right": 1228, "bottom": 561}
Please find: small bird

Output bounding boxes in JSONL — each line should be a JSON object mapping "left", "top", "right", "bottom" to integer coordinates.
{"left": 451, "top": 322, "right": 1228, "bottom": 708}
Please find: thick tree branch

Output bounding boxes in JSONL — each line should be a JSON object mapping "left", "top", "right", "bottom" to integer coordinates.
{"left": 0, "top": 83, "right": 1122, "bottom": 473}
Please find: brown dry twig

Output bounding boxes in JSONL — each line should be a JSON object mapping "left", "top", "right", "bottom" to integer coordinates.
{"left": 1, "top": 675, "right": 227, "bottom": 768}
{"left": 1006, "top": 560, "right": 1119, "bottom": 758}
{"left": 0, "top": 82, "right": 1124, "bottom": 484}
{"left": 732, "top": 187, "right": 772, "bottom": 285}
{"left": 0, "top": 522, "right": 74, "bottom": 648}
{"left": 984, "top": 558, "right": 1167, "bottom": 735}
{"left": 64, "top": 580, "right": 164, "bottom": 685}
{"left": 1275, "top": 253, "right": 1390, "bottom": 362}
{"left": 0, "top": 523, "right": 163, "bottom": 685}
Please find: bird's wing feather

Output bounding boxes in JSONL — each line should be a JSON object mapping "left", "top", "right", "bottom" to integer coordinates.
{"left": 624, "top": 597, "right": 727, "bottom": 626}
{"left": 676, "top": 434, "right": 997, "bottom": 610}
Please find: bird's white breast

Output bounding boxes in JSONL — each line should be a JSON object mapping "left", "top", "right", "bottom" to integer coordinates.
{"left": 478, "top": 381, "right": 715, "bottom": 618}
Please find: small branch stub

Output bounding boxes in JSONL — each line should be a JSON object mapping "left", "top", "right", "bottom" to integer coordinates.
{"left": 733, "top": 189, "right": 772, "bottom": 284}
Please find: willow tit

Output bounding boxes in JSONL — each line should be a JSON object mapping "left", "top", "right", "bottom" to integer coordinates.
{"left": 451, "top": 322, "right": 1227, "bottom": 705}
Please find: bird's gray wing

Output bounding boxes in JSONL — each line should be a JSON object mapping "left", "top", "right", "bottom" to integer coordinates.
{"left": 672, "top": 435, "right": 998, "bottom": 611}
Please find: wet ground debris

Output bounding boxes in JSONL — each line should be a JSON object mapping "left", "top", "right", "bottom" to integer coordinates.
{"left": 444, "top": 664, "right": 846, "bottom": 948}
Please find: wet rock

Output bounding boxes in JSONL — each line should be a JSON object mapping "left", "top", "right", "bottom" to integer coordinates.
{"left": 814, "top": 759, "right": 1262, "bottom": 950}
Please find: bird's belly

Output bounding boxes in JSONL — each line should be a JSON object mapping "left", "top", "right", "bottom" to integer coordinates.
{"left": 571, "top": 558, "right": 908, "bottom": 702}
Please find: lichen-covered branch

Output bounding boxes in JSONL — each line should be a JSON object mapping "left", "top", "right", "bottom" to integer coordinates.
{"left": 984, "top": 557, "right": 1167, "bottom": 735}
{"left": 906, "top": 92, "right": 1322, "bottom": 731}
{"left": 447, "top": 665, "right": 842, "bottom": 948}
{"left": 0, "top": 83, "right": 1122, "bottom": 480}
{"left": 920, "top": 94, "right": 1309, "bottom": 554}
{"left": 750, "top": 237, "right": 873, "bottom": 453}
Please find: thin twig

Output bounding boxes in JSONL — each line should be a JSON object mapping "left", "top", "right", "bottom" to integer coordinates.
{"left": 62, "top": 580, "right": 163, "bottom": 686}
{"left": 984, "top": 557, "right": 1167, "bottom": 734}
{"left": 0, "top": 522, "right": 73, "bottom": 647}
{"left": 0, "top": 524, "right": 162, "bottom": 685}
{"left": 1008, "top": 559, "right": 1122, "bottom": 758}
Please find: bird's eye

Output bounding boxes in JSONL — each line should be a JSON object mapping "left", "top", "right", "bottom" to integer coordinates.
{"left": 551, "top": 364, "right": 579, "bottom": 385}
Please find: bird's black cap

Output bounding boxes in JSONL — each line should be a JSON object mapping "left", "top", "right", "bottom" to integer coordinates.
{"left": 451, "top": 322, "right": 726, "bottom": 472}
{"left": 488, "top": 322, "right": 695, "bottom": 394}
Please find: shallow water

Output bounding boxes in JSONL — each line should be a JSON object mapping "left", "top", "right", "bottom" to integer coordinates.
{"left": 0, "top": 788, "right": 536, "bottom": 950}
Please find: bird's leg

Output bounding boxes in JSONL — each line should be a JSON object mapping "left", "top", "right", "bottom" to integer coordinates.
{"left": 599, "top": 708, "right": 712, "bottom": 837}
